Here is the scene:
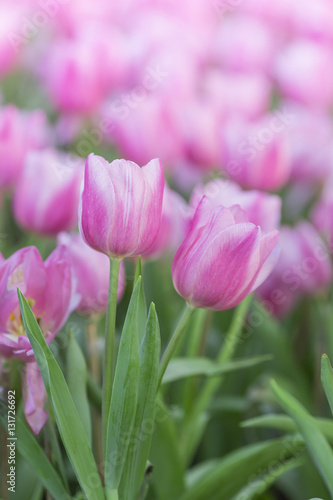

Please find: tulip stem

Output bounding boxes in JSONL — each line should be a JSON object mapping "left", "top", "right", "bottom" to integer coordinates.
{"left": 181, "top": 295, "right": 252, "bottom": 464}
{"left": 102, "top": 257, "right": 121, "bottom": 462}
{"left": 157, "top": 303, "right": 194, "bottom": 390}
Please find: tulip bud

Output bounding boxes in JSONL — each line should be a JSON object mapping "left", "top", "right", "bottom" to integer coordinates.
{"left": 79, "top": 153, "right": 165, "bottom": 258}
{"left": 13, "top": 149, "right": 84, "bottom": 236}
{"left": 172, "top": 197, "right": 279, "bottom": 311}
{"left": 58, "top": 232, "right": 126, "bottom": 315}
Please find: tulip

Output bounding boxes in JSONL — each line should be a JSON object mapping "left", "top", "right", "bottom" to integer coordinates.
{"left": 57, "top": 232, "right": 126, "bottom": 315}
{"left": 172, "top": 197, "right": 279, "bottom": 311}
{"left": 274, "top": 40, "right": 333, "bottom": 108}
{"left": 190, "top": 179, "right": 281, "bottom": 233}
{"left": 256, "top": 223, "right": 332, "bottom": 317}
{"left": 79, "top": 153, "right": 165, "bottom": 258}
{"left": 221, "top": 115, "right": 291, "bottom": 191}
{"left": 0, "top": 106, "right": 48, "bottom": 190}
{"left": 312, "top": 182, "right": 333, "bottom": 248}
{"left": 142, "top": 184, "right": 191, "bottom": 259}
{"left": 13, "top": 149, "right": 84, "bottom": 236}
{"left": 0, "top": 245, "right": 79, "bottom": 433}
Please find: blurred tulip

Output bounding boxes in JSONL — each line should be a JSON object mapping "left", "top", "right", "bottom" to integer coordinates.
{"left": 312, "top": 181, "right": 333, "bottom": 247}
{"left": 172, "top": 197, "right": 279, "bottom": 310}
{"left": 58, "top": 232, "right": 126, "bottom": 315}
{"left": 256, "top": 223, "right": 332, "bottom": 317}
{"left": 142, "top": 184, "right": 191, "bottom": 259}
{"left": 274, "top": 40, "right": 333, "bottom": 108}
{"left": 214, "top": 16, "right": 276, "bottom": 73}
{"left": 79, "top": 153, "right": 165, "bottom": 258}
{"left": 191, "top": 179, "right": 281, "bottom": 233}
{"left": 221, "top": 115, "right": 291, "bottom": 191}
{"left": 13, "top": 149, "right": 84, "bottom": 236}
{"left": 0, "top": 106, "right": 49, "bottom": 190}
{"left": 0, "top": 245, "right": 79, "bottom": 433}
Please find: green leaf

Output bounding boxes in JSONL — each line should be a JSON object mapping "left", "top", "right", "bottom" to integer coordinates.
{"left": 242, "top": 414, "right": 333, "bottom": 443}
{"left": 119, "top": 303, "right": 161, "bottom": 500}
{"left": 231, "top": 456, "right": 304, "bottom": 500}
{"left": 149, "top": 398, "right": 186, "bottom": 500}
{"left": 104, "top": 278, "right": 142, "bottom": 493}
{"left": 271, "top": 379, "right": 333, "bottom": 497}
{"left": 321, "top": 354, "right": 333, "bottom": 416}
{"left": 67, "top": 332, "right": 92, "bottom": 446}
{"left": 179, "top": 436, "right": 304, "bottom": 500}
{"left": 162, "top": 355, "right": 273, "bottom": 384}
{"left": 17, "top": 289, "right": 105, "bottom": 500}
{"left": 0, "top": 400, "right": 70, "bottom": 500}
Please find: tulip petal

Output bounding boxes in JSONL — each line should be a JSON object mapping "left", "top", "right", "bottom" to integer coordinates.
{"left": 22, "top": 361, "right": 48, "bottom": 435}
{"left": 251, "top": 230, "right": 280, "bottom": 291}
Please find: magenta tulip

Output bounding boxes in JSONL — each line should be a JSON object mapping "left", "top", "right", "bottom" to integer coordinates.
{"left": 0, "top": 106, "right": 48, "bottom": 190}
{"left": 13, "top": 149, "right": 84, "bottom": 236}
{"left": 172, "top": 197, "right": 279, "bottom": 311}
{"left": 79, "top": 153, "right": 165, "bottom": 258}
{"left": 0, "top": 245, "right": 79, "bottom": 433}
{"left": 58, "top": 232, "right": 126, "bottom": 315}
{"left": 190, "top": 179, "right": 281, "bottom": 233}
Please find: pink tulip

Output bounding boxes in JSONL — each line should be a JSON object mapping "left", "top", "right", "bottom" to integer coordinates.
{"left": 57, "top": 232, "right": 126, "bottom": 315}
{"left": 0, "top": 245, "right": 79, "bottom": 433}
{"left": 214, "top": 16, "right": 276, "bottom": 73}
{"left": 79, "top": 153, "right": 165, "bottom": 258}
{"left": 256, "top": 223, "right": 332, "bottom": 317}
{"left": 274, "top": 40, "right": 333, "bottom": 108}
{"left": 190, "top": 179, "right": 281, "bottom": 233}
{"left": 0, "top": 106, "right": 49, "bottom": 189}
{"left": 142, "top": 184, "right": 191, "bottom": 259}
{"left": 312, "top": 181, "right": 333, "bottom": 247}
{"left": 221, "top": 115, "right": 291, "bottom": 191}
{"left": 13, "top": 149, "right": 84, "bottom": 236}
{"left": 172, "top": 197, "right": 279, "bottom": 311}
{"left": 284, "top": 105, "right": 333, "bottom": 183}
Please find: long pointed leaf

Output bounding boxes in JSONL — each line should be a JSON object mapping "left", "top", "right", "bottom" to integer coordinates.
{"left": 271, "top": 379, "right": 333, "bottom": 497}
{"left": 104, "top": 278, "right": 142, "bottom": 493}
{"left": 17, "top": 289, "right": 104, "bottom": 500}
{"left": 0, "top": 400, "right": 70, "bottom": 500}
{"left": 119, "top": 303, "right": 161, "bottom": 500}
{"left": 321, "top": 354, "right": 333, "bottom": 416}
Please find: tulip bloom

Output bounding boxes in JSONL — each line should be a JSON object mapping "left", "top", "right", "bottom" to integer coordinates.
{"left": 256, "top": 223, "right": 332, "bottom": 317}
{"left": 172, "top": 197, "right": 279, "bottom": 310}
{"left": 0, "top": 246, "right": 79, "bottom": 433}
{"left": 79, "top": 153, "right": 165, "bottom": 258}
{"left": 13, "top": 149, "right": 84, "bottom": 236}
{"left": 0, "top": 106, "right": 48, "bottom": 190}
{"left": 190, "top": 179, "right": 281, "bottom": 233}
{"left": 58, "top": 232, "right": 126, "bottom": 315}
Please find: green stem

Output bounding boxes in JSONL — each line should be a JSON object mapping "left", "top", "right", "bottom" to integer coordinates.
{"left": 102, "top": 258, "right": 121, "bottom": 462}
{"left": 157, "top": 303, "right": 194, "bottom": 390}
{"left": 106, "top": 488, "right": 119, "bottom": 500}
{"left": 182, "top": 295, "right": 252, "bottom": 463}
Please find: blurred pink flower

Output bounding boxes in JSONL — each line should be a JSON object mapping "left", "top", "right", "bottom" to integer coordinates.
{"left": 172, "top": 197, "right": 279, "bottom": 310}
{"left": 58, "top": 232, "right": 126, "bottom": 315}
{"left": 190, "top": 179, "right": 281, "bottom": 233}
{"left": 274, "top": 40, "right": 333, "bottom": 108}
{"left": 256, "top": 223, "right": 332, "bottom": 317}
{"left": 79, "top": 153, "right": 165, "bottom": 258}
{"left": 13, "top": 149, "right": 84, "bottom": 236}
{"left": 142, "top": 184, "right": 191, "bottom": 259}
{"left": 0, "top": 106, "right": 49, "bottom": 190}
{"left": 221, "top": 115, "right": 291, "bottom": 191}
{"left": 0, "top": 245, "right": 79, "bottom": 433}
